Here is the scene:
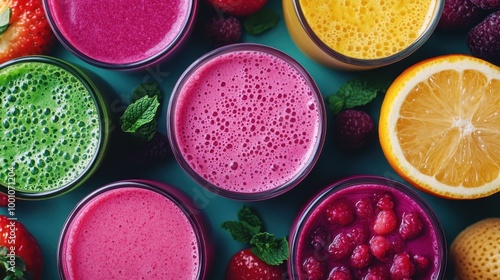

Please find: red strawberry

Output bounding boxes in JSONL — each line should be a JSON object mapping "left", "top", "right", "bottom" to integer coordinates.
{"left": 334, "top": 109, "right": 375, "bottom": 151}
{"left": 437, "top": 0, "right": 482, "bottom": 31}
{"left": 470, "top": 0, "right": 500, "bottom": 9}
{"left": 207, "top": 0, "right": 268, "bottom": 17}
{"left": 0, "top": 215, "right": 43, "bottom": 280}
{"left": 204, "top": 15, "right": 241, "bottom": 47}
{"left": 225, "top": 249, "right": 286, "bottom": 280}
{"left": 0, "top": 0, "right": 55, "bottom": 64}
{"left": 467, "top": 11, "right": 500, "bottom": 65}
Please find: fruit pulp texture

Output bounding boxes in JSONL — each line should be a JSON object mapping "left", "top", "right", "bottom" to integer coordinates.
{"left": 296, "top": 184, "right": 442, "bottom": 279}
{"left": 61, "top": 187, "right": 200, "bottom": 279}
{"left": 290, "top": 0, "right": 436, "bottom": 60}
{"left": 47, "top": 0, "right": 190, "bottom": 64}
{"left": 0, "top": 62, "right": 101, "bottom": 192}
{"left": 174, "top": 50, "right": 322, "bottom": 194}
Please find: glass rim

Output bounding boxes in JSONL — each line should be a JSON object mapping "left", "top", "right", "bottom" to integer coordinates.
{"left": 292, "top": 0, "right": 445, "bottom": 67}
{"left": 288, "top": 175, "right": 447, "bottom": 279}
{"left": 0, "top": 55, "right": 109, "bottom": 199}
{"left": 42, "top": 0, "right": 197, "bottom": 70}
{"left": 167, "top": 43, "right": 327, "bottom": 201}
{"left": 57, "top": 180, "right": 210, "bottom": 279}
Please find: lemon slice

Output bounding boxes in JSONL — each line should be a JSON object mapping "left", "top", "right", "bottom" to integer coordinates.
{"left": 379, "top": 54, "right": 500, "bottom": 199}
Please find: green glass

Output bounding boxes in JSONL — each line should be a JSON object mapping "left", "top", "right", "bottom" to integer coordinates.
{"left": 0, "top": 56, "right": 110, "bottom": 199}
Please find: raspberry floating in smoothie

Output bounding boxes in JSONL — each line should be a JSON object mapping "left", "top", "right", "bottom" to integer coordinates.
{"left": 289, "top": 176, "right": 446, "bottom": 279}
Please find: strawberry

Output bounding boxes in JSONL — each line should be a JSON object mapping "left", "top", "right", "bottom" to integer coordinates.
{"left": 204, "top": 15, "right": 241, "bottom": 47}
{"left": 225, "top": 249, "right": 286, "bottom": 280}
{"left": 437, "top": 0, "right": 482, "bottom": 31}
{"left": 467, "top": 10, "right": 500, "bottom": 65}
{"left": 334, "top": 109, "right": 376, "bottom": 151}
{"left": 0, "top": 0, "right": 55, "bottom": 64}
{"left": 0, "top": 215, "right": 43, "bottom": 280}
{"left": 207, "top": 0, "right": 268, "bottom": 17}
{"left": 222, "top": 206, "right": 288, "bottom": 280}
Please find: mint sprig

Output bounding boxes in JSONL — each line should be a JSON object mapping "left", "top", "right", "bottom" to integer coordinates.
{"left": 0, "top": 7, "right": 11, "bottom": 35}
{"left": 120, "top": 95, "right": 160, "bottom": 141}
{"left": 327, "top": 76, "right": 390, "bottom": 114}
{"left": 243, "top": 8, "right": 279, "bottom": 35}
{"left": 222, "top": 206, "right": 289, "bottom": 265}
{"left": 130, "top": 82, "right": 162, "bottom": 103}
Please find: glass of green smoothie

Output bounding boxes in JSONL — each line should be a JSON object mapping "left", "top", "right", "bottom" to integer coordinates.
{"left": 0, "top": 56, "right": 110, "bottom": 199}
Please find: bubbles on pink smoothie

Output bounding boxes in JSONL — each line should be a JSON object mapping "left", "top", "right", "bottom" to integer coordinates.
{"left": 175, "top": 50, "right": 321, "bottom": 193}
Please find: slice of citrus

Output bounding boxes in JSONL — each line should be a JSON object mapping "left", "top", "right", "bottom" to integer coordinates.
{"left": 379, "top": 54, "right": 500, "bottom": 199}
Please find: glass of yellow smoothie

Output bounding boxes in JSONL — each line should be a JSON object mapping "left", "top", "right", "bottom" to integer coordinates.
{"left": 283, "top": 0, "right": 444, "bottom": 70}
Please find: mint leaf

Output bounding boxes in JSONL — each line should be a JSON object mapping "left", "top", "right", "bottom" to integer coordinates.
{"left": 250, "top": 232, "right": 289, "bottom": 266}
{"left": 221, "top": 220, "right": 260, "bottom": 244}
{"left": 327, "top": 76, "right": 390, "bottom": 114}
{"left": 130, "top": 82, "right": 162, "bottom": 103}
{"left": 238, "top": 206, "right": 262, "bottom": 229}
{"left": 244, "top": 8, "right": 279, "bottom": 35}
{"left": 120, "top": 95, "right": 160, "bottom": 141}
{"left": 0, "top": 7, "right": 11, "bottom": 34}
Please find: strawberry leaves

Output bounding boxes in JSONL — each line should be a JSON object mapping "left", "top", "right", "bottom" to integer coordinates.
{"left": 0, "top": 7, "right": 11, "bottom": 34}
{"left": 222, "top": 206, "right": 289, "bottom": 265}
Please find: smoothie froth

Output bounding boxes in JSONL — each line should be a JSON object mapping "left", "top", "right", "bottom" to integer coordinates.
{"left": 171, "top": 45, "right": 324, "bottom": 197}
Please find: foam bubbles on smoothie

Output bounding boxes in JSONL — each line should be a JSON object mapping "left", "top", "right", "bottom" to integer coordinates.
{"left": 0, "top": 62, "right": 101, "bottom": 192}
{"left": 175, "top": 50, "right": 321, "bottom": 193}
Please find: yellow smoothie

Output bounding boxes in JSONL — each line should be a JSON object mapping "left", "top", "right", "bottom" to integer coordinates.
{"left": 283, "top": 0, "right": 443, "bottom": 70}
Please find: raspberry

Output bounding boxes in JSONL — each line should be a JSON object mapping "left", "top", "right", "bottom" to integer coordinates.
{"left": 326, "top": 199, "right": 355, "bottom": 226}
{"left": 350, "top": 244, "right": 372, "bottom": 269}
{"left": 372, "top": 209, "right": 398, "bottom": 235}
{"left": 470, "top": 0, "right": 500, "bottom": 9}
{"left": 413, "top": 254, "right": 431, "bottom": 274}
{"left": 467, "top": 11, "right": 500, "bottom": 65}
{"left": 355, "top": 197, "right": 375, "bottom": 219}
{"left": 126, "top": 132, "right": 171, "bottom": 167}
{"left": 328, "top": 266, "right": 352, "bottom": 280}
{"left": 328, "top": 232, "right": 354, "bottom": 260}
{"left": 390, "top": 253, "right": 416, "bottom": 280}
{"left": 364, "top": 265, "right": 390, "bottom": 280}
{"left": 437, "top": 0, "right": 482, "bottom": 31}
{"left": 334, "top": 109, "right": 375, "bottom": 151}
{"left": 310, "top": 227, "right": 331, "bottom": 252}
{"left": 347, "top": 225, "right": 370, "bottom": 246}
{"left": 204, "top": 16, "right": 242, "bottom": 47}
{"left": 302, "top": 256, "right": 326, "bottom": 280}
{"left": 375, "top": 192, "right": 394, "bottom": 210}
{"left": 369, "top": 235, "right": 391, "bottom": 260}
{"left": 399, "top": 212, "right": 424, "bottom": 240}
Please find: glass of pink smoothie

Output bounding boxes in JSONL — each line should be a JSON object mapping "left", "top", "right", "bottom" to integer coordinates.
{"left": 43, "top": 0, "right": 197, "bottom": 70}
{"left": 289, "top": 176, "right": 446, "bottom": 279}
{"left": 167, "top": 43, "right": 326, "bottom": 201}
{"left": 58, "top": 180, "right": 213, "bottom": 279}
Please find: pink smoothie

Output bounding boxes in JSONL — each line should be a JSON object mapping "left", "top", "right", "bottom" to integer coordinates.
{"left": 59, "top": 185, "right": 203, "bottom": 279}
{"left": 170, "top": 45, "right": 324, "bottom": 198}
{"left": 290, "top": 177, "right": 446, "bottom": 279}
{"left": 45, "top": 0, "right": 192, "bottom": 65}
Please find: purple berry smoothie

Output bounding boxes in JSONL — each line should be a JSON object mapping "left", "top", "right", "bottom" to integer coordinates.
{"left": 58, "top": 180, "right": 212, "bottom": 279}
{"left": 289, "top": 176, "right": 446, "bottom": 279}
{"left": 168, "top": 44, "right": 326, "bottom": 200}
{"left": 43, "top": 0, "right": 196, "bottom": 69}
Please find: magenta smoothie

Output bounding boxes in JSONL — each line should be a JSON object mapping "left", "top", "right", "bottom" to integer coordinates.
{"left": 168, "top": 44, "right": 326, "bottom": 200}
{"left": 58, "top": 181, "right": 211, "bottom": 279}
{"left": 43, "top": 0, "right": 195, "bottom": 69}
{"left": 289, "top": 176, "right": 446, "bottom": 279}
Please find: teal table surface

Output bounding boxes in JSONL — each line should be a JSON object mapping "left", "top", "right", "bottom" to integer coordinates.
{"left": 4, "top": 1, "right": 500, "bottom": 279}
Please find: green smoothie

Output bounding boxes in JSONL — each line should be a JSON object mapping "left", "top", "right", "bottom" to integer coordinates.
{"left": 0, "top": 57, "right": 108, "bottom": 198}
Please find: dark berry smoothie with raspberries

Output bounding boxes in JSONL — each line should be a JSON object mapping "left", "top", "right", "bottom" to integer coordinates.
{"left": 289, "top": 176, "right": 446, "bottom": 279}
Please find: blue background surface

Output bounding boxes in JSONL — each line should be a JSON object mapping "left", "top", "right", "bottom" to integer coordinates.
{"left": 4, "top": 0, "right": 500, "bottom": 279}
